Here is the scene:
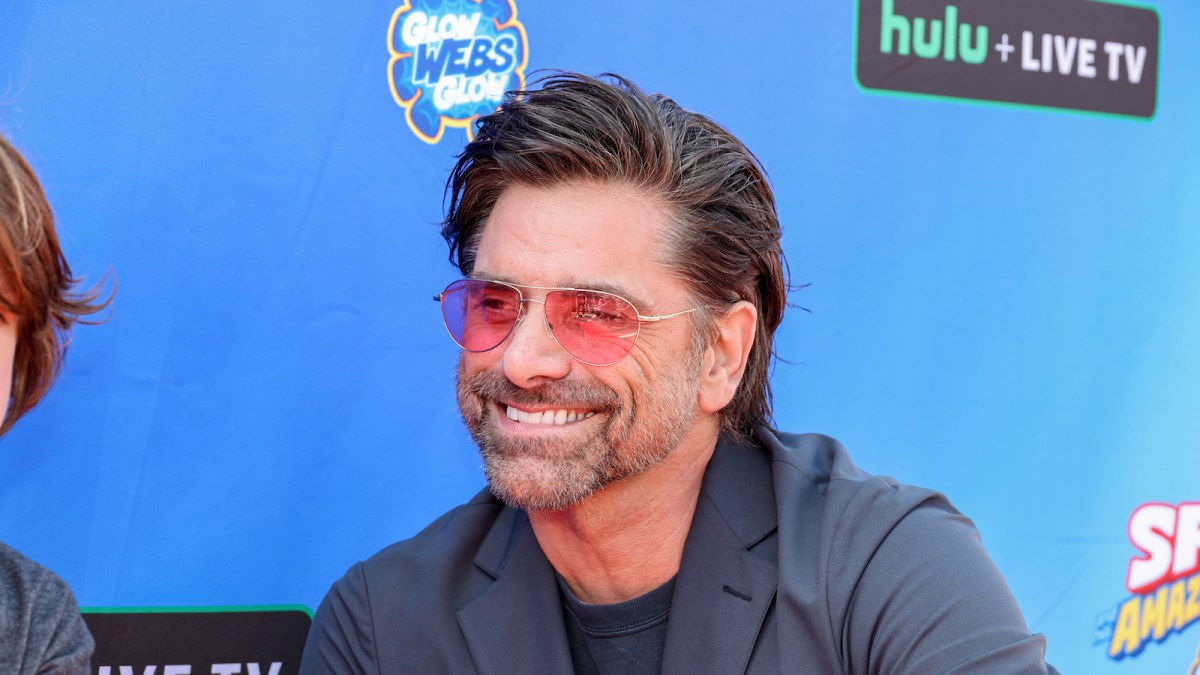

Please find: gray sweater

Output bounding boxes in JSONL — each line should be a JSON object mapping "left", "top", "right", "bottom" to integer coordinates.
{"left": 0, "top": 541, "right": 93, "bottom": 674}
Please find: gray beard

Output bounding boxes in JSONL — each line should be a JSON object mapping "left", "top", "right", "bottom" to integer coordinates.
{"left": 456, "top": 364, "right": 699, "bottom": 511}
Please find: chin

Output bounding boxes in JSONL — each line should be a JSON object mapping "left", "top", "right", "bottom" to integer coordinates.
{"left": 482, "top": 452, "right": 606, "bottom": 511}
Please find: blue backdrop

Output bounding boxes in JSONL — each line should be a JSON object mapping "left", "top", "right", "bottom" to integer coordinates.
{"left": 1, "top": 1, "right": 1197, "bottom": 671}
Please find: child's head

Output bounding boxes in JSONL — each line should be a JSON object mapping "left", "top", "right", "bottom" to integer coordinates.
{"left": 0, "top": 133, "right": 109, "bottom": 433}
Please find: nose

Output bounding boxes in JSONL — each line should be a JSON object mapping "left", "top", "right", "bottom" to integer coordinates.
{"left": 498, "top": 299, "right": 573, "bottom": 387}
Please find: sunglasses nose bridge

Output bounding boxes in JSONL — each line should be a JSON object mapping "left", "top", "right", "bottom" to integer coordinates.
{"left": 515, "top": 297, "right": 543, "bottom": 323}
{"left": 511, "top": 296, "right": 555, "bottom": 339}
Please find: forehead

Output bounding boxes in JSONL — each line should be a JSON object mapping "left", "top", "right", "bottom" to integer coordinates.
{"left": 473, "top": 182, "right": 675, "bottom": 299}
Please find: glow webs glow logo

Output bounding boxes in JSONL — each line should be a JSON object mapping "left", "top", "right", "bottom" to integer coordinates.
{"left": 1095, "top": 503, "right": 1200, "bottom": 663}
{"left": 387, "top": 0, "right": 528, "bottom": 144}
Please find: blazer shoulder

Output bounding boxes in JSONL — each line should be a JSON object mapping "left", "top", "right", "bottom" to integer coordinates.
{"left": 302, "top": 489, "right": 517, "bottom": 674}
{"left": 755, "top": 428, "right": 917, "bottom": 496}
{"left": 757, "top": 427, "right": 950, "bottom": 554}
{"left": 358, "top": 487, "right": 514, "bottom": 596}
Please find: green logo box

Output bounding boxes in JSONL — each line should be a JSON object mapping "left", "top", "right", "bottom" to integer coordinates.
{"left": 855, "top": 0, "right": 1160, "bottom": 118}
{"left": 83, "top": 606, "right": 312, "bottom": 675}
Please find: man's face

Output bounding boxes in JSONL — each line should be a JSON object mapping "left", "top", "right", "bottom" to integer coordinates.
{"left": 455, "top": 181, "right": 705, "bottom": 511}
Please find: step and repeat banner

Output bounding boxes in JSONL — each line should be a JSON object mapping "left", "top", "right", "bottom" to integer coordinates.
{"left": 1, "top": 1, "right": 1196, "bottom": 672}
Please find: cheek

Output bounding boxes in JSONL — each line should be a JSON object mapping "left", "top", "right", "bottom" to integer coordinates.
{"left": 0, "top": 323, "right": 16, "bottom": 427}
{"left": 458, "top": 350, "right": 499, "bottom": 396}
{"left": 622, "top": 334, "right": 686, "bottom": 390}
{"left": 597, "top": 360, "right": 649, "bottom": 418}
{"left": 620, "top": 329, "right": 705, "bottom": 406}
{"left": 461, "top": 348, "right": 497, "bottom": 371}
{"left": 456, "top": 355, "right": 482, "bottom": 394}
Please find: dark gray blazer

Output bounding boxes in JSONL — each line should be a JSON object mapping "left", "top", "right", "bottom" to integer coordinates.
{"left": 301, "top": 430, "right": 1057, "bottom": 674}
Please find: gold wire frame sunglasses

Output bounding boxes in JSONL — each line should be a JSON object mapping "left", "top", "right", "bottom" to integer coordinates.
{"left": 435, "top": 279, "right": 697, "bottom": 366}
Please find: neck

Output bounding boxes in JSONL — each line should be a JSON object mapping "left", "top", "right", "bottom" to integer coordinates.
{"left": 527, "top": 417, "right": 720, "bottom": 605}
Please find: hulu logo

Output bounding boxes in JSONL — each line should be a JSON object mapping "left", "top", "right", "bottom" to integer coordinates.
{"left": 879, "top": 0, "right": 988, "bottom": 64}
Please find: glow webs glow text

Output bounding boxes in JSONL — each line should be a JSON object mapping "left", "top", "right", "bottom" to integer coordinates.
{"left": 388, "top": 0, "right": 528, "bottom": 143}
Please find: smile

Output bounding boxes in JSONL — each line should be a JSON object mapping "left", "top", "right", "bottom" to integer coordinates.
{"left": 505, "top": 405, "right": 597, "bottom": 426}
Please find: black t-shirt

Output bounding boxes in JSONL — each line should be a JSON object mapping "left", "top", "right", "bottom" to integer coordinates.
{"left": 558, "top": 575, "right": 676, "bottom": 675}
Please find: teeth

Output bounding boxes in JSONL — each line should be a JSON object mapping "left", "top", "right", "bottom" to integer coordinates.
{"left": 506, "top": 406, "right": 596, "bottom": 426}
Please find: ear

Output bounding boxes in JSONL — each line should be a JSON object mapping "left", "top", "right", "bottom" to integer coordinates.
{"left": 698, "top": 300, "right": 757, "bottom": 415}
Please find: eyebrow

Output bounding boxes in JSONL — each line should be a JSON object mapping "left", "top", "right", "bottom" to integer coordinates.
{"left": 469, "top": 273, "right": 656, "bottom": 312}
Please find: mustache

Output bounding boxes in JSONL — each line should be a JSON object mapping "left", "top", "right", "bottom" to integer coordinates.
{"left": 466, "top": 370, "right": 619, "bottom": 410}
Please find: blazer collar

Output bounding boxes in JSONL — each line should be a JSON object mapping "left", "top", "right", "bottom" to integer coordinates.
{"left": 457, "top": 506, "right": 576, "bottom": 675}
{"left": 457, "top": 433, "right": 778, "bottom": 675}
{"left": 660, "top": 432, "right": 779, "bottom": 674}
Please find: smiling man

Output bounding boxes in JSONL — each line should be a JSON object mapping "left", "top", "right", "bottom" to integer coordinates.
{"left": 301, "top": 73, "right": 1058, "bottom": 674}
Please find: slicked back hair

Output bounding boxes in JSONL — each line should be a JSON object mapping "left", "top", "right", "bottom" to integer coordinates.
{"left": 441, "top": 72, "right": 787, "bottom": 437}
{"left": 0, "top": 133, "right": 110, "bottom": 434}
{"left": 441, "top": 72, "right": 787, "bottom": 429}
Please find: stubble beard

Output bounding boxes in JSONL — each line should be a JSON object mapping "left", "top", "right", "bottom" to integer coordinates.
{"left": 456, "top": 355, "right": 702, "bottom": 511}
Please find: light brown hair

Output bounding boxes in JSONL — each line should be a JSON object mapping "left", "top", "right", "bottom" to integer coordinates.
{"left": 0, "top": 133, "right": 111, "bottom": 433}
{"left": 441, "top": 72, "right": 788, "bottom": 436}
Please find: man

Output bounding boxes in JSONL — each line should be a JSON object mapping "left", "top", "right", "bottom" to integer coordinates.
{"left": 1, "top": 132, "right": 106, "bottom": 674}
{"left": 301, "top": 72, "right": 1057, "bottom": 674}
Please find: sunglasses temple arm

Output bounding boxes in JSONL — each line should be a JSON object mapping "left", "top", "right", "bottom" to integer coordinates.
{"left": 636, "top": 307, "right": 698, "bottom": 322}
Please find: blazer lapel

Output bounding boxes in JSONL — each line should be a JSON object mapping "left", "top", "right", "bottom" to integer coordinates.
{"left": 457, "top": 507, "right": 576, "bottom": 675}
{"left": 660, "top": 435, "right": 779, "bottom": 675}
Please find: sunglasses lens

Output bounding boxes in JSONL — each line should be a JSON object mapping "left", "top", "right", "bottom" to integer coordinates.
{"left": 545, "top": 290, "right": 640, "bottom": 365}
{"left": 440, "top": 281, "right": 644, "bottom": 365}
{"left": 441, "top": 280, "right": 521, "bottom": 352}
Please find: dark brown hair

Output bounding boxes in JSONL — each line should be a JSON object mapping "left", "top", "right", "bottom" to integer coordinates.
{"left": 0, "top": 133, "right": 111, "bottom": 434}
{"left": 442, "top": 72, "right": 787, "bottom": 435}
